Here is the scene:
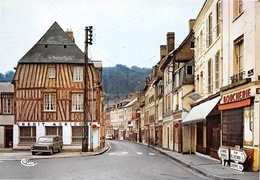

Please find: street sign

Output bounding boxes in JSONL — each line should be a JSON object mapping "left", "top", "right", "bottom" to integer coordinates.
{"left": 218, "top": 147, "right": 229, "bottom": 160}
{"left": 230, "top": 149, "right": 247, "bottom": 163}
{"left": 230, "top": 162, "right": 244, "bottom": 171}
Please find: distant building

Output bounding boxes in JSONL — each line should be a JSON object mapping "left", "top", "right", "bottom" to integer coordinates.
{"left": 0, "top": 83, "right": 14, "bottom": 149}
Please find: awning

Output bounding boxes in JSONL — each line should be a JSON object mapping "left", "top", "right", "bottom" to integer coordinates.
{"left": 182, "top": 96, "right": 220, "bottom": 124}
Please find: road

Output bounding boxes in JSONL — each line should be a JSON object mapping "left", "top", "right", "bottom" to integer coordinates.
{"left": 0, "top": 141, "right": 210, "bottom": 180}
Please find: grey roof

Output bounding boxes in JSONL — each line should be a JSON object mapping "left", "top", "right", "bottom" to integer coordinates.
{"left": 18, "top": 22, "right": 84, "bottom": 64}
{"left": 0, "top": 83, "right": 14, "bottom": 92}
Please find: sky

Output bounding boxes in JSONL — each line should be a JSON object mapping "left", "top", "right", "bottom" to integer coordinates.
{"left": 0, "top": 0, "right": 205, "bottom": 73}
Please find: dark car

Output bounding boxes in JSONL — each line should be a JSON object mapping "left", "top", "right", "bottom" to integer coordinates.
{"left": 31, "top": 135, "right": 63, "bottom": 155}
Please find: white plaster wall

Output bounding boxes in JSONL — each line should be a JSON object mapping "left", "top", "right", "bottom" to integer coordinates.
{"left": 0, "top": 126, "right": 4, "bottom": 148}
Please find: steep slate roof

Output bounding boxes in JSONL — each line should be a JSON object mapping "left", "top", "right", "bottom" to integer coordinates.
{"left": 18, "top": 22, "right": 84, "bottom": 64}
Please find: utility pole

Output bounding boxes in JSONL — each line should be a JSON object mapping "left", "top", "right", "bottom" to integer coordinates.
{"left": 82, "top": 26, "right": 93, "bottom": 152}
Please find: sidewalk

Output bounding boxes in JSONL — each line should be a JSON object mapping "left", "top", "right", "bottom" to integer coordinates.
{"left": 0, "top": 146, "right": 109, "bottom": 161}
{"left": 150, "top": 145, "right": 259, "bottom": 180}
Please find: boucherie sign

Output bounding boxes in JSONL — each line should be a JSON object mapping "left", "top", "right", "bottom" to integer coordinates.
{"left": 223, "top": 88, "right": 251, "bottom": 103}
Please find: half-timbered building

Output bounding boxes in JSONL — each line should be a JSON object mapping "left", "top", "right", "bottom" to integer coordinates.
{"left": 12, "top": 22, "right": 102, "bottom": 150}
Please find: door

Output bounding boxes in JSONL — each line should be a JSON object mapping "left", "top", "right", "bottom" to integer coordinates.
{"left": 5, "top": 126, "right": 13, "bottom": 148}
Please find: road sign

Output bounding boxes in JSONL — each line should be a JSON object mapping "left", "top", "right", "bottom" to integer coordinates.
{"left": 218, "top": 147, "right": 229, "bottom": 160}
{"left": 230, "top": 162, "right": 244, "bottom": 171}
{"left": 230, "top": 149, "right": 247, "bottom": 163}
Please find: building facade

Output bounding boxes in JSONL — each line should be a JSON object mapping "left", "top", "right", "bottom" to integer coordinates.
{"left": 0, "top": 83, "right": 14, "bottom": 149}
{"left": 12, "top": 22, "right": 103, "bottom": 151}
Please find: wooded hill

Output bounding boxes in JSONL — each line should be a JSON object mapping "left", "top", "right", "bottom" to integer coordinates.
{"left": 102, "top": 64, "right": 150, "bottom": 103}
{"left": 0, "top": 65, "right": 150, "bottom": 103}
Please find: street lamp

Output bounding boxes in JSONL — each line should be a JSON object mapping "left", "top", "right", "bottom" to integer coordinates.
{"left": 90, "top": 84, "right": 101, "bottom": 152}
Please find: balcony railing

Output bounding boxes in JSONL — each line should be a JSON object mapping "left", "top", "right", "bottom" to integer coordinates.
{"left": 230, "top": 71, "right": 245, "bottom": 84}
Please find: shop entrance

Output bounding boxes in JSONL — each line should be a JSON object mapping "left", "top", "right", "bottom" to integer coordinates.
{"left": 5, "top": 126, "right": 13, "bottom": 148}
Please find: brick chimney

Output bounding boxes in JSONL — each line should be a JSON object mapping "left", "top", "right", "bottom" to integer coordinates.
{"left": 189, "top": 19, "right": 196, "bottom": 32}
{"left": 65, "top": 29, "right": 75, "bottom": 42}
{"left": 166, "top": 32, "right": 175, "bottom": 54}
{"left": 160, "top": 45, "right": 167, "bottom": 60}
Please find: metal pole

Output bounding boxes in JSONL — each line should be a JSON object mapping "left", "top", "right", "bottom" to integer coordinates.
{"left": 82, "top": 26, "right": 89, "bottom": 152}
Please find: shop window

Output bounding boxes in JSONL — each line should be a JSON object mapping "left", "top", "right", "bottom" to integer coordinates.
{"left": 197, "top": 122, "right": 203, "bottom": 146}
{"left": 72, "top": 94, "right": 84, "bottom": 111}
{"left": 19, "top": 127, "right": 36, "bottom": 144}
{"left": 72, "top": 126, "right": 82, "bottom": 144}
{"left": 46, "top": 126, "right": 62, "bottom": 136}
{"left": 73, "top": 66, "right": 83, "bottom": 82}
{"left": 44, "top": 93, "right": 56, "bottom": 111}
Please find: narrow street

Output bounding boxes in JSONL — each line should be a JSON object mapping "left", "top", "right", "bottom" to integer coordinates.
{"left": 0, "top": 141, "right": 209, "bottom": 180}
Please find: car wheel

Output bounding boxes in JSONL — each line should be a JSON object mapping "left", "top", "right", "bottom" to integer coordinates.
{"left": 58, "top": 146, "right": 62, "bottom": 153}
{"left": 32, "top": 152, "right": 36, "bottom": 155}
{"left": 50, "top": 148, "right": 53, "bottom": 155}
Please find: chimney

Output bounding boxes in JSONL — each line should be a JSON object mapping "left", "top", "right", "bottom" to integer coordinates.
{"left": 65, "top": 29, "right": 75, "bottom": 42}
{"left": 160, "top": 45, "right": 167, "bottom": 60}
{"left": 189, "top": 19, "right": 196, "bottom": 32}
{"left": 166, "top": 32, "right": 175, "bottom": 54}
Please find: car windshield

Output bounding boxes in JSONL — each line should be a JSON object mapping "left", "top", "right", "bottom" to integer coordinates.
{"left": 38, "top": 137, "right": 53, "bottom": 143}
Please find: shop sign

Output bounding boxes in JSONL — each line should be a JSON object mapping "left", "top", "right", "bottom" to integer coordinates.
{"left": 230, "top": 149, "right": 247, "bottom": 163}
{"left": 223, "top": 88, "right": 251, "bottom": 104}
{"left": 256, "top": 88, "right": 260, "bottom": 94}
{"left": 173, "top": 113, "right": 182, "bottom": 119}
{"left": 16, "top": 122, "right": 88, "bottom": 126}
{"left": 217, "top": 147, "right": 229, "bottom": 160}
{"left": 230, "top": 162, "right": 244, "bottom": 171}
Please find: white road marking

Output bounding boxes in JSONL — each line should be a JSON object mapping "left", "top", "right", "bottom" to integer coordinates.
{"left": 108, "top": 153, "right": 115, "bottom": 155}
{"left": 149, "top": 153, "right": 156, "bottom": 156}
{"left": 122, "top": 152, "right": 128, "bottom": 155}
{"left": 137, "top": 152, "right": 142, "bottom": 155}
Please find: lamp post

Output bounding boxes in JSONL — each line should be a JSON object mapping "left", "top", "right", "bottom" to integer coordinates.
{"left": 90, "top": 84, "right": 101, "bottom": 152}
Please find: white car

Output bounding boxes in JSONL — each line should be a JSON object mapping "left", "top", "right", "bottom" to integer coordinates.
{"left": 106, "top": 134, "right": 113, "bottom": 140}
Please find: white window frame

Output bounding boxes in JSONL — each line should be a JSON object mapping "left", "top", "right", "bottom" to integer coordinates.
{"left": 215, "top": 52, "right": 220, "bottom": 89}
{"left": 73, "top": 66, "right": 83, "bottom": 82}
{"left": 49, "top": 67, "right": 55, "bottom": 78}
{"left": 46, "top": 126, "right": 63, "bottom": 136}
{"left": 19, "top": 127, "right": 36, "bottom": 144}
{"left": 208, "top": 59, "right": 213, "bottom": 93}
{"left": 3, "top": 98, "right": 12, "bottom": 114}
{"left": 72, "top": 126, "right": 83, "bottom": 144}
{"left": 44, "top": 93, "right": 56, "bottom": 111}
{"left": 72, "top": 94, "right": 84, "bottom": 111}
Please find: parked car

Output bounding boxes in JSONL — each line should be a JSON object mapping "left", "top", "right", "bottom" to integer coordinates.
{"left": 31, "top": 135, "right": 63, "bottom": 155}
{"left": 105, "top": 134, "right": 113, "bottom": 140}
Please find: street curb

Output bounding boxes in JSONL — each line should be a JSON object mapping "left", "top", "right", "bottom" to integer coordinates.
{"left": 148, "top": 145, "right": 237, "bottom": 180}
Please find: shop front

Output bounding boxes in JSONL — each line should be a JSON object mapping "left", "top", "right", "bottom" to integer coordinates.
{"left": 13, "top": 122, "right": 100, "bottom": 151}
{"left": 219, "top": 86, "right": 259, "bottom": 171}
{"left": 182, "top": 96, "right": 220, "bottom": 157}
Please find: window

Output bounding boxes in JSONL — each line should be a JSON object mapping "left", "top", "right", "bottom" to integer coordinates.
{"left": 49, "top": 67, "right": 55, "bottom": 78}
{"left": 73, "top": 66, "right": 83, "bottom": 81}
{"left": 215, "top": 52, "right": 220, "bottom": 89}
{"left": 2, "top": 98, "right": 13, "bottom": 114}
{"left": 166, "top": 94, "right": 171, "bottom": 111}
{"left": 46, "top": 127, "right": 62, "bottom": 136}
{"left": 44, "top": 93, "right": 56, "bottom": 111}
{"left": 234, "top": 36, "right": 244, "bottom": 74}
{"left": 72, "top": 94, "right": 84, "bottom": 111}
{"left": 19, "top": 127, "right": 36, "bottom": 144}
{"left": 72, "top": 126, "right": 82, "bottom": 144}
{"left": 233, "top": 0, "right": 243, "bottom": 18}
{"left": 207, "top": 13, "right": 213, "bottom": 47}
{"left": 216, "top": 0, "right": 221, "bottom": 37}
{"left": 186, "top": 65, "right": 193, "bottom": 75}
{"left": 208, "top": 59, "right": 213, "bottom": 93}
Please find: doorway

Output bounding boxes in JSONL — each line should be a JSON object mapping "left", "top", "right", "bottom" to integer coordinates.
{"left": 5, "top": 126, "right": 13, "bottom": 148}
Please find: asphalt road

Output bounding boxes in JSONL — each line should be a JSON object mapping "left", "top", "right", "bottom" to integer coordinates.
{"left": 0, "top": 141, "right": 210, "bottom": 180}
